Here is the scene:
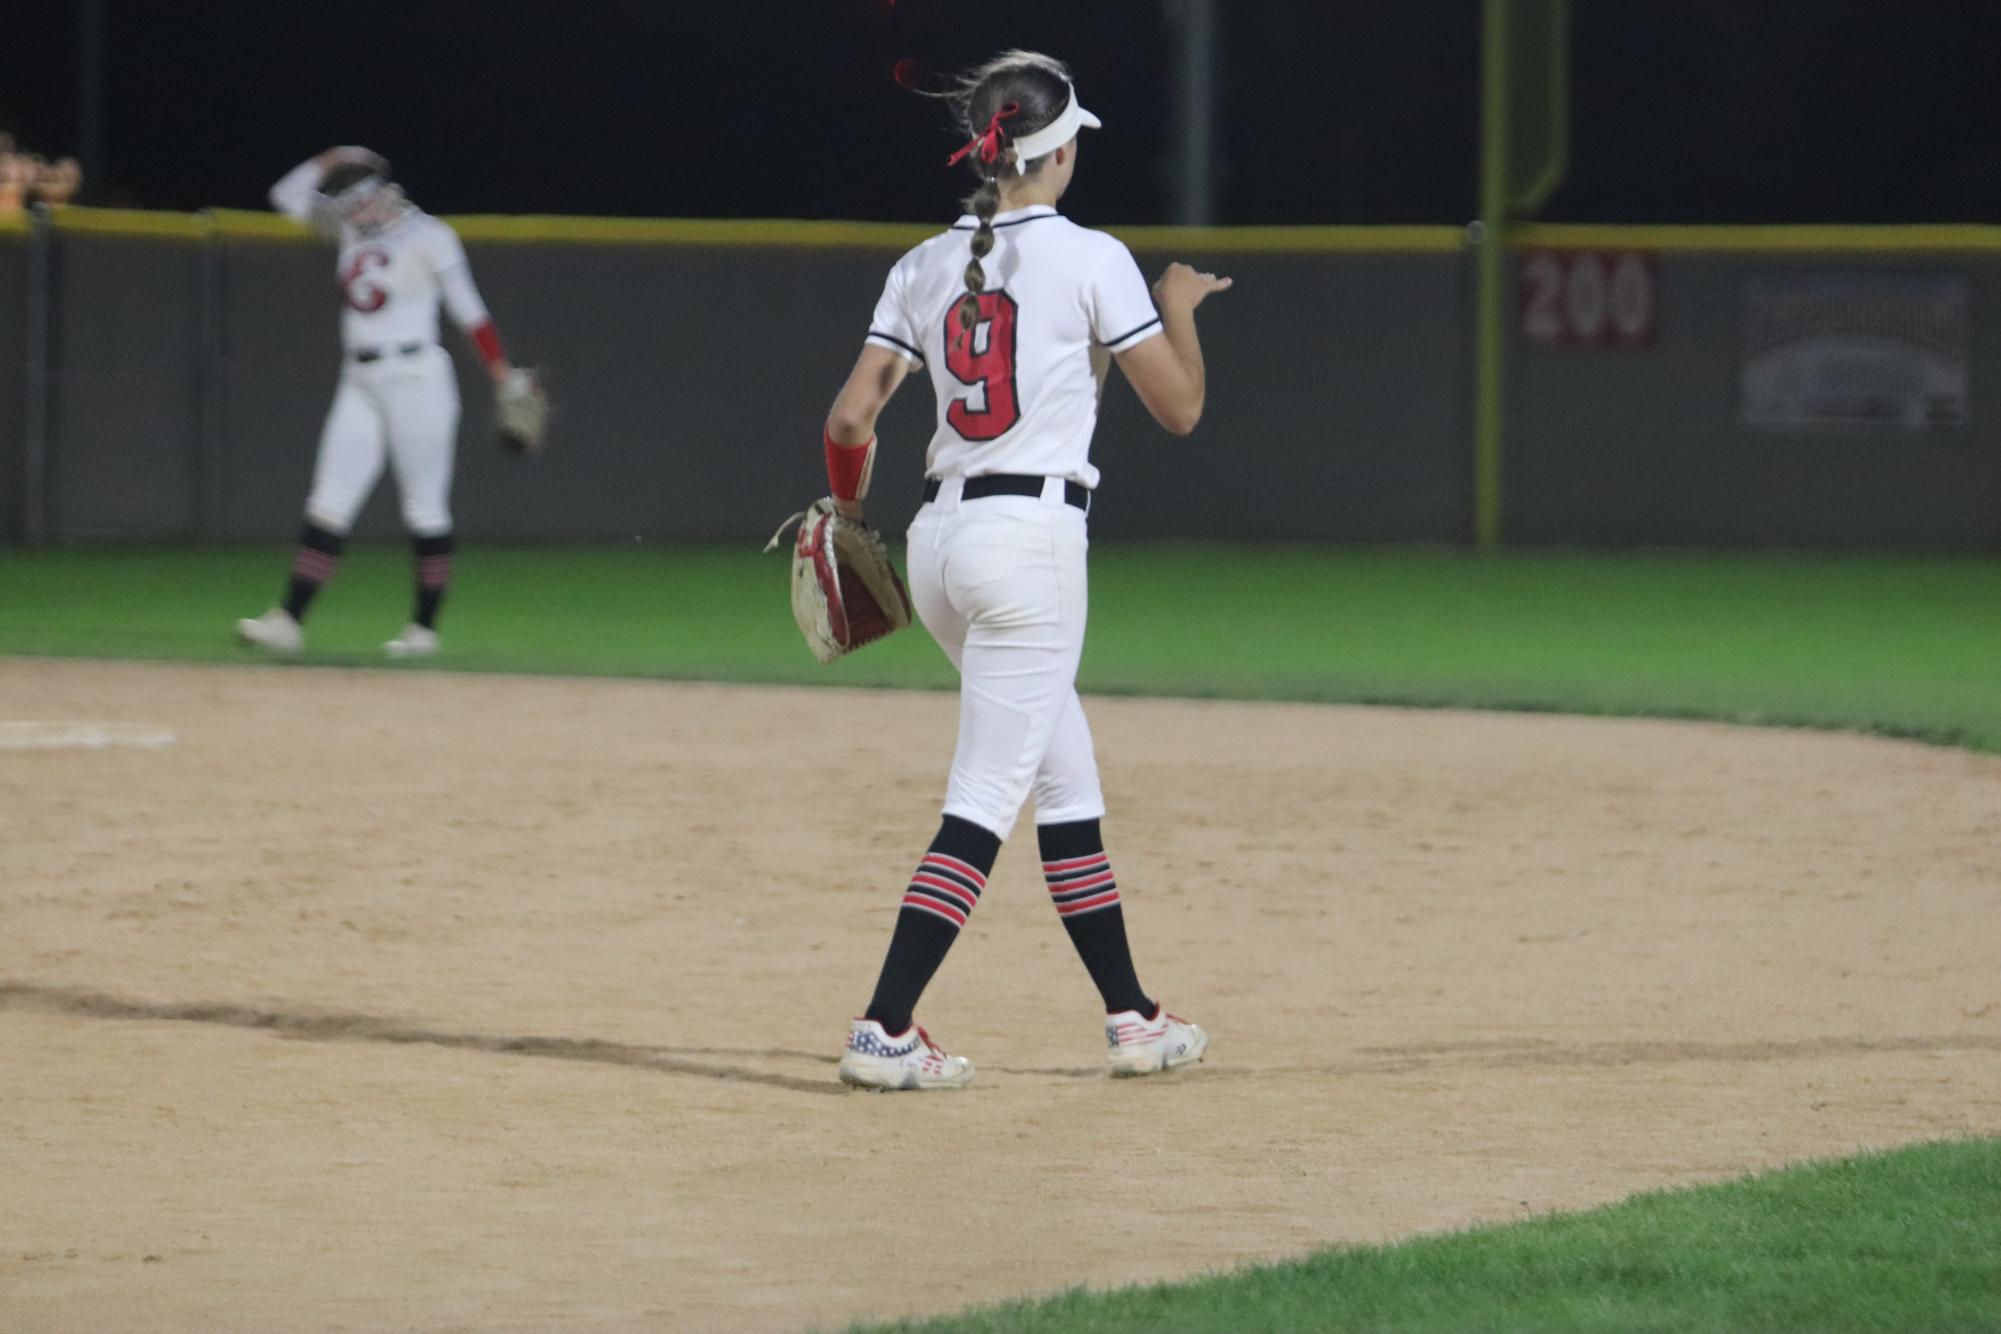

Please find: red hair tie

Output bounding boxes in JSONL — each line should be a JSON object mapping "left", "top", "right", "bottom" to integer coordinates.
{"left": 947, "top": 102, "right": 1021, "bottom": 167}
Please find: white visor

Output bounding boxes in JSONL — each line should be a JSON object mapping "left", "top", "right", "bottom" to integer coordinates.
{"left": 325, "top": 175, "right": 389, "bottom": 218}
{"left": 322, "top": 176, "right": 408, "bottom": 235}
{"left": 1009, "top": 85, "right": 1102, "bottom": 173}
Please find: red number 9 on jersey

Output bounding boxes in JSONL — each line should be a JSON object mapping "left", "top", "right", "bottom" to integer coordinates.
{"left": 945, "top": 292, "right": 1020, "bottom": 441}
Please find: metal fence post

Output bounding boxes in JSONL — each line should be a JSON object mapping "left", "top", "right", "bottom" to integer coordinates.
{"left": 195, "top": 209, "right": 225, "bottom": 540}
{"left": 1164, "top": 0, "right": 1218, "bottom": 228}
{"left": 22, "top": 203, "right": 52, "bottom": 546}
{"left": 1473, "top": 0, "right": 1511, "bottom": 549}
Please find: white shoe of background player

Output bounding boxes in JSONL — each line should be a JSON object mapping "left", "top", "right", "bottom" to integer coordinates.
{"left": 1106, "top": 1005, "right": 1209, "bottom": 1077}
{"left": 383, "top": 624, "right": 440, "bottom": 659}
{"left": 838, "top": 1018, "right": 975, "bottom": 1090}
{"left": 235, "top": 608, "right": 303, "bottom": 655}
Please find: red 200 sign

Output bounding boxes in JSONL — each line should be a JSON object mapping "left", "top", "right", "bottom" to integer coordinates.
{"left": 1519, "top": 249, "right": 1656, "bottom": 348}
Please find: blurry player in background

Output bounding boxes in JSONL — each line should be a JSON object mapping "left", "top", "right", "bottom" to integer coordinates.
{"left": 236, "top": 146, "right": 527, "bottom": 658}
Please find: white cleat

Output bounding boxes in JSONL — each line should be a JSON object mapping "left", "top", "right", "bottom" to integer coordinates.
{"left": 236, "top": 608, "right": 303, "bottom": 655}
{"left": 838, "top": 1019, "right": 975, "bottom": 1091}
{"left": 383, "top": 624, "right": 441, "bottom": 659}
{"left": 1106, "top": 1005, "right": 1209, "bottom": 1077}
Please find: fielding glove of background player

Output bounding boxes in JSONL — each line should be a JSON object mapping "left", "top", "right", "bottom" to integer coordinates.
{"left": 763, "top": 499, "right": 913, "bottom": 663}
{"left": 494, "top": 368, "right": 549, "bottom": 455}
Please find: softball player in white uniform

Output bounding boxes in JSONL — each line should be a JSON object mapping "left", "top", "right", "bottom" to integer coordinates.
{"left": 236, "top": 146, "right": 517, "bottom": 658}
{"left": 825, "top": 52, "right": 1232, "bottom": 1090}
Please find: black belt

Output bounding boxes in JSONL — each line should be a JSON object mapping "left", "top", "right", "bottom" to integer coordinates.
{"left": 351, "top": 342, "right": 430, "bottom": 363}
{"left": 922, "top": 474, "right": 1090, "bottom": 511}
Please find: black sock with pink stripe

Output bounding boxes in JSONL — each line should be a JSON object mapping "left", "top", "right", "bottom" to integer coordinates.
{"left": 864, "top": 815, "right": 1000, "bottom": 1035}
{"left": 412, "top": 533, "right": 454, "bottom": 630}
{"left": 281, "top": 522, "right": 344, "bottom": 623}
{"left": 1040, "top": 818, "right": 1153, "bottom": 1016}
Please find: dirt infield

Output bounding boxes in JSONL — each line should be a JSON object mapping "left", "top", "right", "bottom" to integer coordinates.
{"left": 3, "top": 658, "right": 1998, "bottom": 1332}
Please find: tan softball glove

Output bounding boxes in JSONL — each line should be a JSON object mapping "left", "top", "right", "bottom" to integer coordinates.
{"left": 764, "top": 498, "right": 913, "bottom": 663}
{"left": 495, "top": 368, "right": 549, "bottom": 455}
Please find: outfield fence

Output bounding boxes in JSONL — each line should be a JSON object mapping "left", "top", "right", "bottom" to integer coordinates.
{"left": 1, "top": 208, "right": 1997, "bottom": 547}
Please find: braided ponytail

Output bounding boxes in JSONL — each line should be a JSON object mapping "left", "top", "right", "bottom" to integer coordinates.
{"left": 956, "top": 152, "right": 1009, "bottom": 343}
{"left": 940, "top": 52, "right": 1074, "bottom": 346}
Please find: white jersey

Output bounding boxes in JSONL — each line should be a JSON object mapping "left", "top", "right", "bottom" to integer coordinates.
{"left": 866, "top": 204, "right": 1162, "bottom": 489}
{"left": 270, "top": 158, "right": 491, "bottom": 354}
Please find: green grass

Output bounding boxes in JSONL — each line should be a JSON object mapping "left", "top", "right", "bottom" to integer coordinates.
{"left": 2, "top": 544, "right": 1998, "bottom": 750}
{"left": 851, "top": 1139, "right": 2001, "bottom": 1334}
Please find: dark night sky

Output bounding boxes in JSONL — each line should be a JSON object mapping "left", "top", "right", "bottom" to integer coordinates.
{"left": 4, "top": 0, "right": 2000, "bottom": 225}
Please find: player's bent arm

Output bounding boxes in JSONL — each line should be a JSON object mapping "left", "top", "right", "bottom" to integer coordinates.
{"left": 825, "top": 345, "right": 913, "bottom": 518}
{"left": 1115, "top": 336, "right": 1203, "bottom": 437}
{"left": 1115, "top": 263, "right": 1233, "bottom": 437}
{"left": 827, "top": 345, "right": 912, "bottom": 445}
{"left": 268, "top": 157, "right": 326, "bottom": 222}
{"left": 269, "top": 146, "right": 389, "bottom": 222}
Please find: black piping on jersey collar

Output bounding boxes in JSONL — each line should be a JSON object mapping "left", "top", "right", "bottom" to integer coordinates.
{"left": 950, "top": 206, "right": 1060, "bottom": 232}
{"left": 868, "top": 330, "right": 925, "bottom": 362}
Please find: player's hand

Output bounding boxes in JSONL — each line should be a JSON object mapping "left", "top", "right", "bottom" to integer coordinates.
{"left": 316, "top": 145, "right": 390, "bottom": 175}
{"left": 833, "top": 497, "right": 864, "bottom": 522}
{"left": 1153, "top": 262, "right": 1233, "bottom": 312}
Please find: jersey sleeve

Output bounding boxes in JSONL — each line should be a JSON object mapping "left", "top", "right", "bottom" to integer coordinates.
{"left": 1089, "top": 242, "right": 1164, "bottom": 354}
{"left": 268, "top": 157, "right": 324, "bottom": 223}
{"left": 864, "top": 261, "right": 925, "bottom": 366}
{"left": 429, "top": 224, "right": 492, "bottom": 330}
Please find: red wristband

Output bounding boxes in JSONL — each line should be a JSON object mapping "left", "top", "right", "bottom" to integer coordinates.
{"left": 824, "top": 428, "right": 876, "bottom": 503}
{"left": 470, "top": 320, "right": 506, "bottom": 369}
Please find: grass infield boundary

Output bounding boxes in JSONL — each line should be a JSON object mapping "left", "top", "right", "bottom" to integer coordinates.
{"left": 2, "top": 544, "right": 1996, "bottom": 754}
{"left": 847, "top": 1137, "right": 2001, "bottom": 1333}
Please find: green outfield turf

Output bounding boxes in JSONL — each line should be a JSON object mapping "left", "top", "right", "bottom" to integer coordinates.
{"left": 853, "top": 1138, "right": 2001, "bottom": 1334}
{"left": 1, "top": 544, "right": 1997, "bottom": 750}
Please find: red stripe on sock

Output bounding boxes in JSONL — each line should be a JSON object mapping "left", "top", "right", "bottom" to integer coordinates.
{"left": 921, "top": 853, "right": 988, "bottom": 887}
{"left": 901, "top": 894, "right": 967, "bottom": 927}
{"left": 1056, "top": 889, "right": 1121, "bottom": 916}
{"left": 1042, "top": 853, "right": 1109, "bottom": 874}
{"left": 908, "top": 875, "right": 977, "bottom": 913}
{"left": 1048, "top": 869, "right": 1117, "bottom": 895}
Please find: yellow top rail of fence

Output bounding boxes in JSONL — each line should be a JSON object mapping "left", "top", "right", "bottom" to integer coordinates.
{"left": 24, "top": 207, "right": 2001, "bottom": 255}
{"left": 47, "top": 207, "right": 210, "bottom": 240}
{"left": 47, "top": 206, "right": 1464, "bottom": 253}
{"left": 1513, "top": 222, "right": 2001, "bottom": 253}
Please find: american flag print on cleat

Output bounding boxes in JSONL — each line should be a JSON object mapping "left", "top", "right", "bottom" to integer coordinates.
{"left": 1105, "top": 1005, "right": 1208, "bottom": 1077}
{"left": 838, "top": 1018, "right": 975, "bottom": 1091}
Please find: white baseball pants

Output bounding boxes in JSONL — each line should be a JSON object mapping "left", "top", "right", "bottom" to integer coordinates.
{"left": 906, "top": 478, "right": 1106, "bottom": 841}
{"left": 304, "top": 347, "right": 459, "bottom": 537}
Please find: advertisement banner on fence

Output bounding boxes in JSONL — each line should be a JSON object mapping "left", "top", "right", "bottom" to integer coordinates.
{"left": 1739, "top": 273, "right": 1968, "bottom": 430}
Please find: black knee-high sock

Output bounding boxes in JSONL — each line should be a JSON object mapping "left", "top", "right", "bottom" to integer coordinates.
{"left": 412, "top": 533, "right": 454, "bottom": 630}
{"left": 1040, "top": 818, "right": 1154, "bottom": 1016}
{"left": 864, "top": 815, "right": 1001, "bottom": 1035}
{"left": 282, "top": 522, "right": 345, "bottom": 623}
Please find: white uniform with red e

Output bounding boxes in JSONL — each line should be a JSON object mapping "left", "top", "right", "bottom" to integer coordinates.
{"left": 865, "top": 203, "right": 1164, "bottom": 839}
{"left": 270, "top": 157, "right": 492, "bottom": 538}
